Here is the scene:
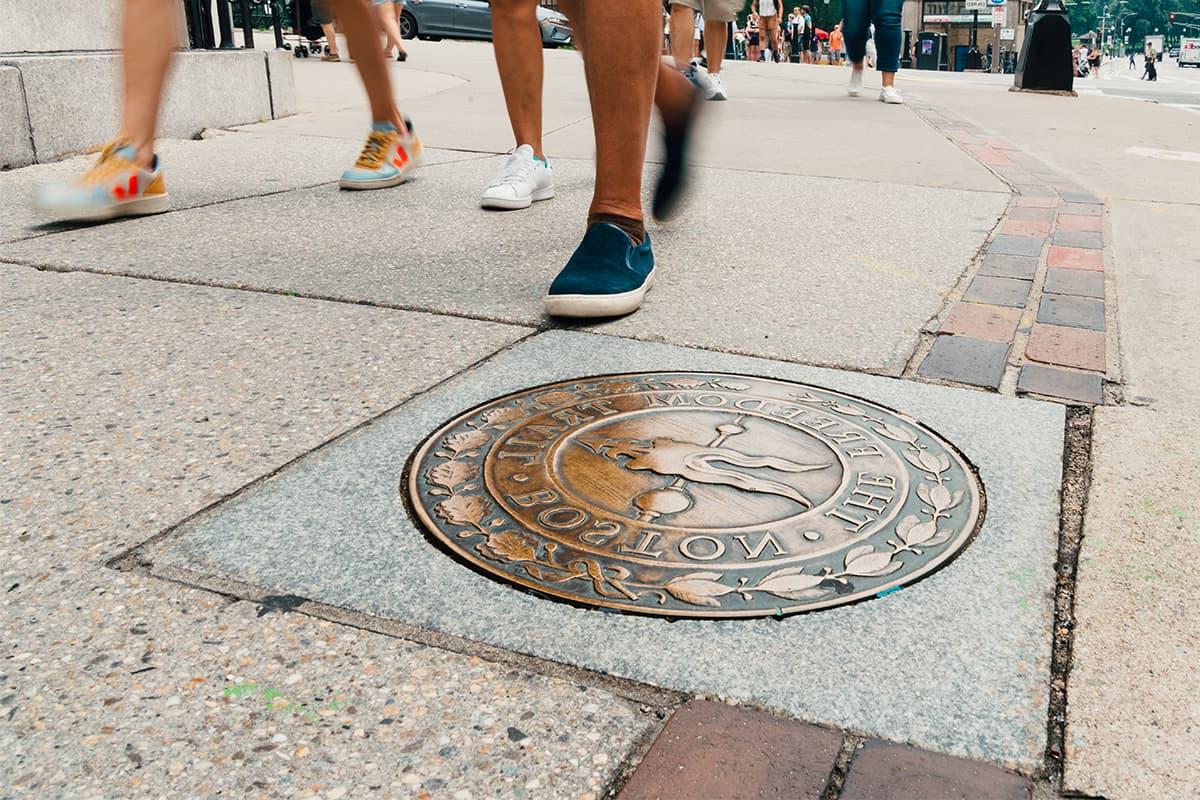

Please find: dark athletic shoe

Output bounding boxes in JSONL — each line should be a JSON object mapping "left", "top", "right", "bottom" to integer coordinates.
{"left": 652, "top": 71, "right": 703, "bottom": 221}
{"left": 543, "top": 224, "right": 655, "bottom": 319}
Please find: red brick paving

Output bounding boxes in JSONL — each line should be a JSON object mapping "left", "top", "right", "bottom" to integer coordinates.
{"left": 1047, "top": 245, "right": 1104, "bottom": 271}
{"left": 939, "top": 302, "right": 1023, "bottom": 342}
{"left": 1055, "top": 213, "right": 1102, "bottom": 232}
{"left": 617, "top": 700, "right": 841, "bottom": 800}
{"left": 1025, "top": 323, "right": 1106, "bottom": 371}
{"left": 840, "top": 741, "right": 1033, "bottom": 800}
{"left": 1000, "top": 218, "right": 1052, "bottom": 237}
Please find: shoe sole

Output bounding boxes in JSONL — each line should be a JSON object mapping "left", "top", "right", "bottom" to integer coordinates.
{"left": 542, "top": 269, "right": 655, "bottom": 319}
{"left": 480, "top": 186, "right": 555, "bottom": 211}
{"left": 338, "top": 145, "right": 423, "bottom": 190}
{"left": 39, "top": 192, "right": 171, "bottom": 223}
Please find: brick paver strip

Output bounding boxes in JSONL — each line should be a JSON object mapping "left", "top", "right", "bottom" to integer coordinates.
{"left": 979, "top": 253, "right": 1038, "bottom": 280}
{"left": 840, "top": 741, "right": 1032, "bottom": 800}
{"left": 1047, "top": 245, "right": 1104, "bottom": 271}
{"left": 1015, "top": 196, "right": 1060, "bottom": 209}
{"left": 963, "top": 276, "right": 1033, "bottom": 308}
{"left": 917, "top": 336, "right": 1010, "bottom": 389}
{"left": 939, "top": 302, "right": 1022, "bottom": 342}
{"left": 1018, "top": 364, "right": 1104, "bottom": 404}
{"left": 1055, "top": 213, "right": 1102, "bottom": 232}
{"left": 1059, "top": 201, "right": 1102, "bottom": 216}
{"left": 988, "top": 234, "right": 1046, "bottom": 257}
{"left": 1008, "top": 207, "right": 1057, "bottom": 223}
{"left": 1058, "top": 189, "right": 1102, "bottom": 204}
{"left": 1038, "top": 295, "right": 1106, "bottom": 330}
{"left": 1001, "top": 219, "right": 1052, "bottom": 237}
{"left": 1052, "top": 230, "right": 1103, "bottom": 249}
{"left": 1044, "top": 268, "right": 1104, "bottom": 298}
{"left": 1012, "top": 183, "right": 1055, "bottom": 197}
{"left": 1025, "top": 323, "right": 1106, "bottom": 371}
{"left": 617, "top": 700, "right": 841, "bottom": 800}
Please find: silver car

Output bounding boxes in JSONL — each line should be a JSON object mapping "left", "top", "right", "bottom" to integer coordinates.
{"left": 401, "top": 1, "right": 571, "bottom": 47}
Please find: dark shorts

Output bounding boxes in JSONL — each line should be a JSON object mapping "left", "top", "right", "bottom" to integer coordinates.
{"left": 749, "top": 32, "right": 760, "bottom": 45}
{"left": 310, "top": 0, "right": 333, "bottom": 26}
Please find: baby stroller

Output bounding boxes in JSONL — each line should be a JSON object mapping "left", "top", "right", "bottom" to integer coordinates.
{"left": 282, "top": 0, "right": 331, "bottom": 58}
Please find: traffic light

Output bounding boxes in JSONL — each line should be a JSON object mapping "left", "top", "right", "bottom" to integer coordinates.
{"left": 1170, "top": 12, "right": 1176, "bottom": 21}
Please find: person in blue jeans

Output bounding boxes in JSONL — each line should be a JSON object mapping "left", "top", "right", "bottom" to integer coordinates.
{"left": 842, "top": 0, "right": 904, "bottom": 103}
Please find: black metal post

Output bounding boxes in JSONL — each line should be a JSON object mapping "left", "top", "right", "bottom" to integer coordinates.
{"left": 239, "top": 0, "right": 256, "bottom": 49}
{"left": 216, "top": 0, "right": 236, "bottom": 49}
{"left": 971, "top": 10, "right": 979, "bottom": 48}
{"left": 271, "top": 0, "right": 285, "bottom": 48}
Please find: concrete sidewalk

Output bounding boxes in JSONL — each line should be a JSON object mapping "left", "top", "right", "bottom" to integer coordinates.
{"left": 2, "top": 39, "right": 1197, "bottom": 800}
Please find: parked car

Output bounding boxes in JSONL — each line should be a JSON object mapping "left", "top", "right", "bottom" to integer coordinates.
{"left": 1168, "top": 46, "right": 1181, "bottom": 59}
{"left": 401, "top": 1, "right": 571, "bottom": 47}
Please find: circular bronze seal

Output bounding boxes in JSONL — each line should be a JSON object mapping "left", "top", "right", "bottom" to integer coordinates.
{"left": 407, "top": 373, "right": 984, "bottom": 618}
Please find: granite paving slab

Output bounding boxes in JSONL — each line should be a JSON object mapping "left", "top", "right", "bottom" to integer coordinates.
{"left": 142, "top": 331, "right": 1064, "bottom": 770}
{"left": 0, "top": 157, "right": 1008, "bottom": 373}
{"left": 0, "top": 131, "right": 479, "bottom": 244}
{"left": 1, "top": 268, "right": 654, "bottom": 799}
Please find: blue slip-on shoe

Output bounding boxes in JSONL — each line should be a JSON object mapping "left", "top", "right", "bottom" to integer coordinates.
{"left": 543, "top": 223, "right": 655, "bottom": 319}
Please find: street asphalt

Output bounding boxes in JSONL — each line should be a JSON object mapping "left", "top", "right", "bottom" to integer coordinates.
{"left": 2, "top": 37, "right": 1197, "bottom": 799}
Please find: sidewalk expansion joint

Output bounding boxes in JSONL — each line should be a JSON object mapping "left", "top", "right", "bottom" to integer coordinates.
{"left": 1042, "top": 406, "right": 1095, "bottom": 788}
{"left": 905, "top": 98, "right": 1120, "bottom": 407}
{"left": 820, "top": 734, "right": 866, "bottom": 800}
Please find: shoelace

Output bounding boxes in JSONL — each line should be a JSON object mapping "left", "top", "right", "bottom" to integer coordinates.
{"left": 496, "top": 154, "right": 538, "bottom": 186}
{"left": 354, "top": 131, "right": 394, "bottom": 169}
{"left": 82, "top": 139, "right": 137, "bottom": 185}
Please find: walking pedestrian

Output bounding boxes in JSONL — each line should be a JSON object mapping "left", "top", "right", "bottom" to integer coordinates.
{"left": 485, "top": 0, "right": 700, "bottom": 318}
{"left": 830, "top": 22, "right": 846, "bottom": 66}
{"left": 746, "top": 9, "right": 762, "bottom": 62}
{"left": 757, "top": 0, "right": 782, "bottom": 62}
{"left": 804, "top": 6, "right": 818, "bottom": 63}
{"left": 311, "top": 2, "right": 342, "bottom": 61}
{"left": 786, "top": 7, "right": 805, "bottom": 63}
{"left": 669, "top": 0, "right": 739, "bottom": 100}
{"left": 375, "top": 0, "right": 409, "bottom": 62}
{"left": 1128, "top": 49, "right": 1136, "bottom": 69}
{"left": 35, "top": 0, "right": 422, "bottom": 223}
{"left": 844, "top": 0, "right": 903, "bottom": 102}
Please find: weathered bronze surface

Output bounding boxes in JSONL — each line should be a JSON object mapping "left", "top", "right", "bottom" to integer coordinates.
{"left": 407, "top": 373, "right": 985, "bottom": 618}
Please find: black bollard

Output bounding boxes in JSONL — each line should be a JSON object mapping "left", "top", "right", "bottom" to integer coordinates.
{"left": 216, "top": 0, "right": 236, "bottom": 49}
{"left": 1013, "top": 0, "right": 1074, "bottom": 93}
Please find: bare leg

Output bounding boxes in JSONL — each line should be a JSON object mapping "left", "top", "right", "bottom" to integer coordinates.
{"left": 393, "top": 3, "right": 408, "bottom": 56}
{"left": 119, "top": 0, "right": 178, "bottom": 169}
{"left": 376, "top": 2, "right": 404, "bottom": 55}
{"left": 704, "top": 19, "right": 728, "bottom": 73}
{"left": 669, "top": 4, "right": 694, "bottom": 69}
{"left": 331, "top": 0, "right": 404, "bottom": 129}
{"left": 491, "top": 0, "right": 544, "bottom": 157}
{"left": 556, "top": 0, "right": 658, "bottom": 221}
{"left": 321, "top": 22, "right": 340, "bottom": 57}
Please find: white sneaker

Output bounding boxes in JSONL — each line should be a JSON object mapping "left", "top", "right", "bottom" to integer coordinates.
{"left": 879, "top": 85, "right": 905, "bottom": 104}
{"left": 848, "top": 68, "right": 864, "bottom": 97}
{"left": 480, "top": 144, "right": 555, "bottom": 210}
{"left": 705, "top": 72, "right": 728, "bottom": 101}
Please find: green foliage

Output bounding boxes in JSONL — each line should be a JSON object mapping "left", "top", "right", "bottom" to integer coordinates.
{"left": 1073, "top": 0, "right": 1200, "bottom": 47}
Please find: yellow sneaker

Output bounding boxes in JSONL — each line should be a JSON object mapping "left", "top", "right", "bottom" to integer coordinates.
{"left": 338, "top": 120, "right": 422, "bottom": 190}
{"left": 35, "top": 139, "right": 170, "bottom": 223}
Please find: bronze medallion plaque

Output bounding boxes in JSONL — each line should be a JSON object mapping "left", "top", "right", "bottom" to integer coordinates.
{"left": 407, "top": 373, "right": 984, "bottom": 618}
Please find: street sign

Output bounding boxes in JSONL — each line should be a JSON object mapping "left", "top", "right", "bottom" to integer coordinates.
{"left": 987, "top": 0, "right": 1007, "bottom": 6}
{"left": 1000, "top": 27, "right": 1016, "bottom": 40}
{"left": 992, "top": 7, "right": 1006, "bottom": 25}
{"left": 965, "top": 0, "right": 987, "bottom": 10}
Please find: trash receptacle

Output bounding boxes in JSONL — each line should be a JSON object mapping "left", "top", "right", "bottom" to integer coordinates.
{"left": 916, "top": 32, "right": 947, "bottom": 70}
